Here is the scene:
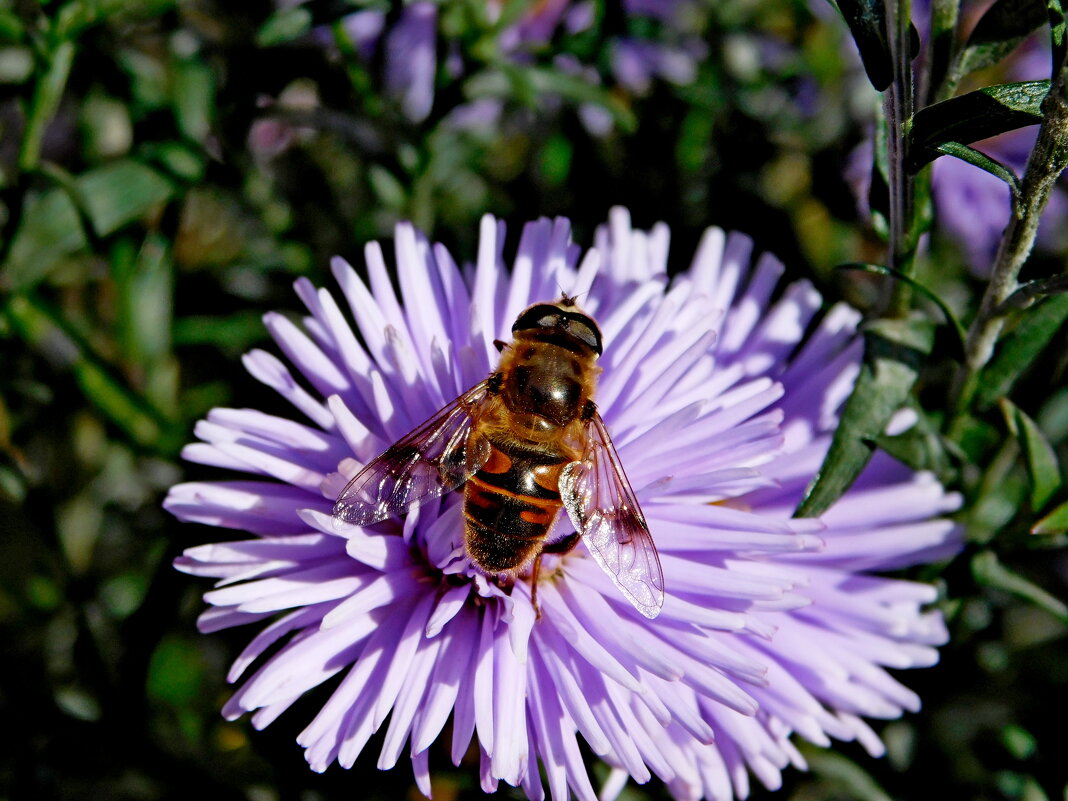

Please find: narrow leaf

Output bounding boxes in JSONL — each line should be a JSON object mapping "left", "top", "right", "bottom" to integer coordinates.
{"left": 976, "top": 294, "right": 1068, "bottom": 410}
{"left": 972, "top": 550, "right": 1068, "bottom": 625}
{"left": 172, "top": 57, "right": 215, "bottom": 144}
{"left": 256, "top": 6, "right": 312, "bottom": 47}
{"left": 795, "top": 317, "right": 935, "bottom": 517}
{"left": 79, "top": 159, "right": 175, "bottom": 236}
{"left": 935, "top": 142, "right": 1020, "bottom": 196}
{"left": 114, "top": 234, "right": 174, "bottom": 365}
{"left": 1033, "top": 499, "right": 1068, "bottom": 533}
{"left": 1000, "top": 399, "right": 1062, "bottom": 511}
{"left": 19, "top": 41, "right": 75, "bottom": 171}
{"left": 994, "top": 274, "right": 1068, "bottom": 314}
{"left": 1049, "top": 0, "right": 1068, "bottom": 72}
{"left": 869, "top": 118, "right": 891, "bottom": 238}
{"left": 804, "top": 748, "right": 893, "bottom": 801}
{"left": 907, "top": 81, "right": 1049, "bottom": 171}
{"left": 3, "top": 293, "right": 184, "bottom": 455}
{"left": 956, "top": 0, "right": 1048, "bottom": 77}
{"left": 3, "top": 159, "right": 175, "bottom": 289}
{"left": 873, "top": 402, "right": 957, "bottom": 478}
{"left": 2, "top": 185, "right": 87, "bottom": 290}
{"left": 834, "top": 0, "right": 894, "bottom": 91}
{"left": 838, "top": 262, "right": 967, "bottom": 359}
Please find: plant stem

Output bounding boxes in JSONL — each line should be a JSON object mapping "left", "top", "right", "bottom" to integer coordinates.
{"left": 952, "top": 76, "right": 1068, "bottom": 416}
{"left": 884, "top": 0, "right": 916, "bottom": 318}
{"left": 925, "top": 0, "right": 960, "bottom": 105}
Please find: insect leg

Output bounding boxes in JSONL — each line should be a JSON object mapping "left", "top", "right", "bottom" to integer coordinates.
{"left": 529, "top": 532, "right": 581, "bottom": 619}
{"left": 530, "top": 553, "right": 543, "bottom": 620}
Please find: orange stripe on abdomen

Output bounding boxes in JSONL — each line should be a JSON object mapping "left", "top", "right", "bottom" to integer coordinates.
{"left": 463, "top": 477, "right": 561, "bottom": 539}
{"left": 461, "top": 442, "right": 570, "bottom": 572}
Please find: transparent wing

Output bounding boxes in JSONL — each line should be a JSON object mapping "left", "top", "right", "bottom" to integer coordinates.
{"left": 559, "top": 409, "right": 665, "bottom": 619}
{"left": 333, "top": 381, "right": 492, "bottom": 526}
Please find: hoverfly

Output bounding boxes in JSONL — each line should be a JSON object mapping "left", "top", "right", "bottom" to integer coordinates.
{"left": 333, "top": 296, "right": 664, "bottom": 619}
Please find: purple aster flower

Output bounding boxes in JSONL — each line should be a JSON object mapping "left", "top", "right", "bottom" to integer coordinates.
{"left": 383, "top": 2, "right": 438, "bottom": 123}
{"left": 166, "top": 208, "right": 961, "bottom": 799}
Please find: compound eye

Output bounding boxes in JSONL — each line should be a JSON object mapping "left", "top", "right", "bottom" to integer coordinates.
{"left": 512, "top": 304, "right": 561, "bottom": 334}
{"left": 566, "top": 320, "right": 602, "bottom": 355}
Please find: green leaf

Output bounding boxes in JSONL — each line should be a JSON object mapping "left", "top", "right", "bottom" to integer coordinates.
{"left": 141, "top": 140, "right": 206, "bottom": 183}
{"left": 1000, "top": 399, "right": 1062, "bottom": 511}
{"left": 906, "top": 81, "right": 1049, "bottom": 172}
{"left": 2, "top": 186, "right": 89, "bottom": 289}
{"left": 795, "top": 317, "right": 935, "bottom": 517}
{"left": 956, "top": 0, "right": 1048, "bottom": 78}
{"left": 873, "top": 403, "right": 956, "bottom": 478}
{"left": 1037, "top": 387, "right": 1068, "bottom": 445}
{"left": 118, "top": 47, "right": 169, "bottom": 111}
{"left": 837, "top": 262, "right": 967, "bottom": 359}
{"left": 868, "top": 116, "right": 891, "bottom": 238}
{"left": 993, "top": 274, "right": 1068, "bottom": 315}
{"left": 976, "top": 294, "right": 1068, "bottom": 410}
{"left": 3, "top": 159, "right": 175, "bottom": 288}
{"left": 171, "top": 56, "right": 214, "bottom": 144}
{"left": 1001, "top": 724, "right": 1038, "bottom": 760}
{"left": 1049, "top": 0, "right": 1068, "bottom": 72}
{"left": 368, "top": 164, "right": 407, "bottom": 211}
{"left": 834, "top": 0, "right": 894, "bottom": 91}
{"left": 972, "top": 550, "right": 1068, "bottom": 625}
{"left": 935, "top": 141, "right": 1020, "bottom": 196}
{"left": 3, "top": 293, "right": 183, "bottom": 454}
{"left": 255, "top": 6, "right": 313, "bottom": 47}
{"left": 0, "top": 10, "right": 26, "bottom": 41}
{"left": 1033, "top": 498, "right": 1068, "bottom": 533}
{"left": 77, "top": 159, "right": 175, "bottom": 237}
{"left": 112, "top": 234, "right": 173, "bottom": 367}
{"left": 803, "top": 746, "right": 893, "bottom": 801}
{"left": 18, "top": 40, "right": 75, "bottom": 171}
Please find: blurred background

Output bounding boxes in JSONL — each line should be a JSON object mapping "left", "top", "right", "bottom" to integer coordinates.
{"left": 1, "top": 1, "right": 1066, "bottom": 799}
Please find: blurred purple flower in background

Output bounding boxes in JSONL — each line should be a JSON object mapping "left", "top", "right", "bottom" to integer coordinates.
{"left": 930, "top": 128, "right": 1033, "bottom": 273}
{"left": 274, "top": 0, "right": 706, "bottom": 124}
{"left": 929, "top": 37, "right": 1068, "bottom": 274}
{"left": 166, "top": 209, "right": 960, "bottom": 800}
{"left": 383, "top": 2, "right": 438, "bottom": 123}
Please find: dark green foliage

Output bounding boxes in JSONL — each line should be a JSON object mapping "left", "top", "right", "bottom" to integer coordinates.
{"left": 832, "top": 0, "right": 894, "bottom": 89}
{"left": 976, "top": 295, "right": 1068, "bottom": 410}
{"left": 795, "top": 317, "right": 934, "bottom": 518}
{"left": 907, "top": 81, "right": 1049, "bottom": 171}
{"left": 1001, "top": 399, "right": 1062, "bottom": 511}
{"left": 955, "top": 0, "right": 1049, "bottom": 78}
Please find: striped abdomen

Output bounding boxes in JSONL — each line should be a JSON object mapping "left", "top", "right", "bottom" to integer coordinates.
{"left": 462, "top": 439, "right": 569, "bottom": 572}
